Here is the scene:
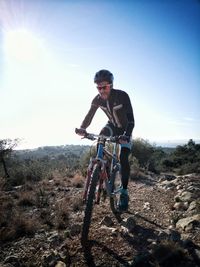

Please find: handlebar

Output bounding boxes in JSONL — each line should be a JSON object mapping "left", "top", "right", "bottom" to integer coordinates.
{"left": 75, "top": 128, "right": 119, "bottom": 143}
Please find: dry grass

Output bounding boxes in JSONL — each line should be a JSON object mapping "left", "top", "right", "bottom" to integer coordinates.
{"left": 0, "top": 195, "right": 15, "bottom": 228}
{"left": 40, "top": 208, "right": 54, "bottom": 228}
{"left": 17, "top": 191, "right": 35, "bottom": 206}
{"left": 55, "top": 197, "right": 70, "bottom": 230}
{"left": 72, "top": 173, "right": 84, "bottom": 188}
{"left": 72, "top": 196, "right": 84, "bottom": 212}
{"left": 130, "top": 170, "right": 148, "bottom": 181}
{"left": 0, "top": 211, "right": 39, "bottom": 243}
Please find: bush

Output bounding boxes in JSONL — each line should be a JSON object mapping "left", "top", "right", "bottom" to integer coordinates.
{"left": 0, "top": 210, "right": 39, "bottom": 243}
{"left": 72, "top": 173, "right": 84, "bottom": 188}
{"left": 177, "top": 162, "right": 200, "bottom": 175}
{"left": 17, "top": 191, "right": 35, "bottom": 206}
{"left": 55, "top": 198, "right": 70, "bottom": 230}
{"left": 72, "top": 196, "right": 84, "bottom": 212}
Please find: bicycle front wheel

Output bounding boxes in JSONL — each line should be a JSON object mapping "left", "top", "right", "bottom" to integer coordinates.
{"left": 81, "top": 163, "right": 100, "bottom": 246}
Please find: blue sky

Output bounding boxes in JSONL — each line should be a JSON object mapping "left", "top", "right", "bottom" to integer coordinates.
{"left": 0, "top": 0, "right": 199, "bottom": 149}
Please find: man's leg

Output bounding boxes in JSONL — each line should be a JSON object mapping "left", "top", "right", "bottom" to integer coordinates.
{"left": 118, "top": 143, "right": 131, "bottom": 211}
{"left": 120, "top": 147, "right": 131, "bottom": 189}
{"left": 99, "top": 122, "right": 115, "bottom": 137}
{"left": 97, "top": 122, "right": 115, "bottom": 153}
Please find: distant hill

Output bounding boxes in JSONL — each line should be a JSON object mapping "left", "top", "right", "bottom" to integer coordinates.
{"left": 152, "top": 139, "right": 200, "bottom": 148}
{"left": 14, "top": 145, "right": 90, "bottom": 160}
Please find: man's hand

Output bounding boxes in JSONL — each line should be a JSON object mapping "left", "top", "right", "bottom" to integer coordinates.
{"left": 75, "top": 128, "right": 87, "bottom": 136}
{"left": 119, "top": 135, "right": 130, "bottom": 144}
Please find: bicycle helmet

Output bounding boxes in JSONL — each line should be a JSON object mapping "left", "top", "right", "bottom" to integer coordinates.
{"left": 94, "top": 69, "right": 114, "bottom": 84}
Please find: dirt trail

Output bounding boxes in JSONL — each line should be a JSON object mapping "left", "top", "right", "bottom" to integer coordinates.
{"left": 1, "top": 173, "right": 199, "bottom": 267}
{"left": 67, "top": 175, "right": 177, "bottom": 266}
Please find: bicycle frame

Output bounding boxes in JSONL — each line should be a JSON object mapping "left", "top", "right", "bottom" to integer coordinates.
{"left": 83, "top": 136, "right": 121, "bottom": 203}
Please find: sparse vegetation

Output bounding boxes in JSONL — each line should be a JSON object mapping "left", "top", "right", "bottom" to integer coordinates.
{"left": 17, "top": 191, "right": 35, "bottom": 207}
{"left": 0, "top": 139, "right": 199, "bottom": 266}
{"left": 55, "top": 198, "right": 70, "bottom": 230}
{"left": 72, "top": 196, "right": 84, "bottom": 212}
{"left": 72, "top": 173, "right": 84, "bottom": 188}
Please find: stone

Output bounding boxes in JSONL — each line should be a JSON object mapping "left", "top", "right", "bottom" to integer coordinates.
{"left": 176, "top": 184, "right": 183, "bottom": 190}
{"left": 173, "top": 202, "right": 185, "bottom": 211}
{"left": 55, "top": 261, "right": 66, "bottom": 267}
{"left": 100, "top": 216, "right": 114, "bottom": 227}
{"left": 161, "top": 174, "right": 176, "bottom": 181}
{"left": 183, "top": 202, "right": 189, "bottom": 210}
{"left": 179, "top": 191, "right": 194, "bottom": 203}
{"left": 176, "top": 214, "right": 200, "bottom": 230}
{"left": 143, "top": 202, "right": 150, "bottom": 210}
{"left": 187, "top": 200, "right": 198, "bottom": 211}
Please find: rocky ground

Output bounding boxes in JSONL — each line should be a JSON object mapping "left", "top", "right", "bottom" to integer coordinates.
{"left": 0, "top": 172, "right": 200, "bottom": 267}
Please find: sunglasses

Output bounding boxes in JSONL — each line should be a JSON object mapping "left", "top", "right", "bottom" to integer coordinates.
{"left": 97, "top": 84, "right": 111, "bottom": 91}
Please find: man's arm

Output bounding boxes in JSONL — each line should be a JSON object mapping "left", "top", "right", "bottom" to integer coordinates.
{"left": 124, "top": 92, "right": 135, "bottom": 137}
{"left": 80, "top": 98, "right": 99, "bottom": 129}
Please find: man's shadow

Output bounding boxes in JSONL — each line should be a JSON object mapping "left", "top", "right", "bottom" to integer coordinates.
{"left": 82, "top": 214, "right": 162, "bottom": 266}
{"left": 83, "top": 239, "right": 129, "bottom": 267}
{"left": 82, "top": 213, "right": 200, "bottom": 267}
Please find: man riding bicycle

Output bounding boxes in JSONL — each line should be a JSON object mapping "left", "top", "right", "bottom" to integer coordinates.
{"left": 76, "top": 70, "right": 135, "bottom": 211}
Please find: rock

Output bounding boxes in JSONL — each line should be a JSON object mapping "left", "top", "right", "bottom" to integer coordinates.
{"left": 69, "top": 224, "right": 81, "bottom": 236}
{"left": 176, "top": 214, "right": 200, "bottom": 230}
{"left": 160, "top": 180, "right": 176, "bottom": 190}
{"left": 179, "top": 191, "right": 194, "bottom": 203}
{"left": 183, "top": 202, "right": 189, "bottom": 210}
{"left": 176, "top": 184, "right": 183, "bottom": 190}
{"left": 187, "top": 185, "right": 200, "bottom": 192}
{"left": 187, "top": 200, "right": 198, "bottom": 211}
{"left": 143, "top": 202, "right": 150, "bottom": 210}
{"left": 55, "top": 261, "right": 66, "bottom": 267}
{"left": 160, "top": 174, "right": 176, "bottom": 181}
{"left": 173, "top": 202, "right": 185, "bottom": 211}
{"left": 100, "top": 216, "right": 114, "bottom": 227}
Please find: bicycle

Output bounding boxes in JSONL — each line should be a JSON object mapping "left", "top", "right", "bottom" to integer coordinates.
{"left": 75, "top": 128, "right": 123, "bottom": 246}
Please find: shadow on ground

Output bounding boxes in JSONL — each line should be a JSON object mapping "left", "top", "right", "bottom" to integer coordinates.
{"left": 82, "top": 214, "right": 200, "bottom": 267}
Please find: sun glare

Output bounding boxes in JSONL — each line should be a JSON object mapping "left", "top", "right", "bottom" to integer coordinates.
{"left": 3, "top": 29, "right": 43, "bottom": 62}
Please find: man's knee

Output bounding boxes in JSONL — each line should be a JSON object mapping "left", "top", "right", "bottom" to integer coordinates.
{"left": 100, "top": 124, "right": 114, "bottom": 137}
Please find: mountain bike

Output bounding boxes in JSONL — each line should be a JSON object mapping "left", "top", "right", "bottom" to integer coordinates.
{"left": 75, "top": 129, "right": 123, "bottom": 246}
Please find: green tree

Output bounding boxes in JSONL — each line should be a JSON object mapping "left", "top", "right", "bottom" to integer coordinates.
{"left": 131, "top": 138, "right": 154, "bottom": 168}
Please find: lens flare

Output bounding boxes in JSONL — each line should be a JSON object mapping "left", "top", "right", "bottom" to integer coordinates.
{"left": 3, "top": 29, "right": 43, "bottom": 62}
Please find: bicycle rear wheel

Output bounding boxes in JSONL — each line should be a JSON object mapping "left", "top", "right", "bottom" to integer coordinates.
{"left": 109, "top": 165, "right": 122, "bottom": 222}
{"left": 81, "top": 164, "right": 100, "bottom": 246}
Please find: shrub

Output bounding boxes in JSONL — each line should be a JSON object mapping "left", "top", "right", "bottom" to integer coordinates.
{"left": 0, "top": 212, "right": 39, "bottom": 243}
{"left": 55, "top": 198, "right": 70, "bottom": 230}
{"left": 177, "top": 162, "right": 200, "bottom": 175}
{"left": 36, "top": 187, "right": 49, "bottom": 208}
{"left": 72, "top": 196, "right": 84, "bottom": 212}
{"left": 17, "top": 191, "right": 35, "bottom": 206}
{"left": 72, "top": 173, "right": 84, "bottom": 188}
